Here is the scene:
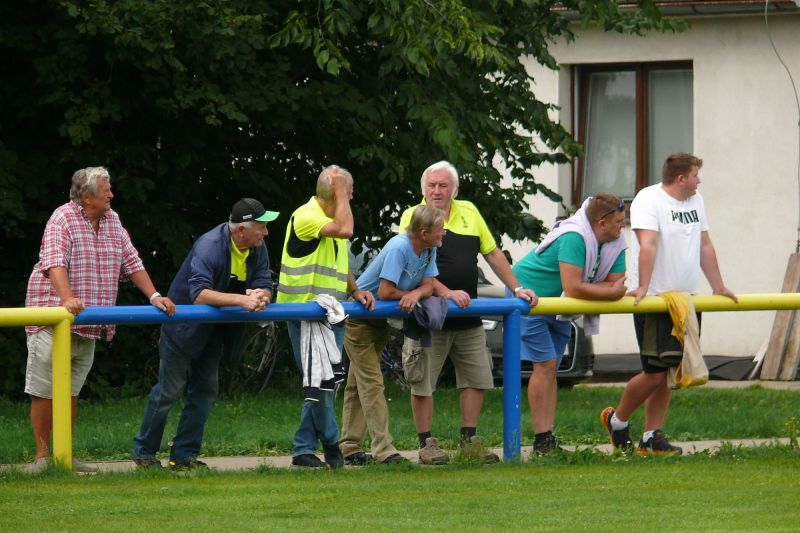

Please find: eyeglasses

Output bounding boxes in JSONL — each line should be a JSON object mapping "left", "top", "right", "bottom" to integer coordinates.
{"left": 600, "top": 199, "right": 625, "bottom": 220}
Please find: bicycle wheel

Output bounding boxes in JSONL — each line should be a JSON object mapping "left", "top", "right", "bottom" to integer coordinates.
{"left": 227, "top": 323, "right": 277, "bottom": 395}
{"left": 254, "top": 322, "right": 280, "bottom": 393}
{"left": 381, "top": 333, "right": 409, "bottom": 390}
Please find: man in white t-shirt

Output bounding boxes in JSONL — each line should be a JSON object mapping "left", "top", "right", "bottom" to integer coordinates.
{"left": 600, "top": 152, "right": 737, "bottom": 455}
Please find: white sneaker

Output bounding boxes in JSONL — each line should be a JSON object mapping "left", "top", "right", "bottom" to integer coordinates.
{"left": 29, "top": 456, "right": 49, "bottom": 473}
{"left": 72, "top": 458, "right": 98, "bottom": 473}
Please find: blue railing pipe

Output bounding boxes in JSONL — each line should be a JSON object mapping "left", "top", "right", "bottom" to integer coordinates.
{"left": 502, "top": 309, "right": 523, "bottom": 460}
{"left": 73, "top": 298, "right": 531, "bottom": 325}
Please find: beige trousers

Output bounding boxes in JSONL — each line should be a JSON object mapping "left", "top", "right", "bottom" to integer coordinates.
{"left": 340, "top": 319, "right": 399, "bottom": 462}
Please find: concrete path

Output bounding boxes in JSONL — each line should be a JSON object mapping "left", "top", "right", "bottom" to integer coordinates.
{"left": 580, "top": 380, "right": 800, "bottom": 390}
{"left": 7, "top": 436, "right": 793, "bottom": 474}
{"left": 5, "top": 380, "right": 796, "bottom": 474}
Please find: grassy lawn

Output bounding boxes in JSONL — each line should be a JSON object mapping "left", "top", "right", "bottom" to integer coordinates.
{"left": 1, "top": 449, "right": 799, "bottom": 531}
{"left": 1, "top": 383, "right": 799, "bottom": 463}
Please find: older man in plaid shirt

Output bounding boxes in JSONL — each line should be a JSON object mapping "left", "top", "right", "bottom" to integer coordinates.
{"left": 25, "top": 166, "right": 175, "bottom": 473}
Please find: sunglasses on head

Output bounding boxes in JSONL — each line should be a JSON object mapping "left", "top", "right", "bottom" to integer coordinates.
{"left": 600, "top": 199, "right": 625, "bottom": 220}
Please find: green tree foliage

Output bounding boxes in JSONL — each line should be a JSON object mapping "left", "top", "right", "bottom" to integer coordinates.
{"left": 0, "top": 0, "right": 681, "bottom": 398}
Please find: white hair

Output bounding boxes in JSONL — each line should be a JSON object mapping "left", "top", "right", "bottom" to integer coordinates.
{"left": 69, "top": 167, "right": 110, "bottom": 202}
{"left": 420, "top": 160, "right": 459, "bottom": 198}
{"left": 228, "top": 220, "right": 259, "bottom": 232}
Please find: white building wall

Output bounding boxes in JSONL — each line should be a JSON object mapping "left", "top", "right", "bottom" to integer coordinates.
{"left": 498, "top": 14, "right": 800, "bottom": 356}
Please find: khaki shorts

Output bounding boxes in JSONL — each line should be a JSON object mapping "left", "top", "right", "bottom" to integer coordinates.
{"left": 409, "top": 326, "right": 494, "bottom": 396}
{"left": 25, "top": 328, "right": 96, "bottom": 399}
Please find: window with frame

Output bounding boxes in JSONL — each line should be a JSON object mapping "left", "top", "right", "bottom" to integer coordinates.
{"left": 575, "top": 62, "right": 693, "bottom": 202}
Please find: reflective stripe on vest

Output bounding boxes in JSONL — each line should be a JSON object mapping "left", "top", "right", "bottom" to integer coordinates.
{"left": 277, "top": 214, "right": 349, "bottom": 304}
{"left": 280, "top": 263, "right": 346, "bottom": 281}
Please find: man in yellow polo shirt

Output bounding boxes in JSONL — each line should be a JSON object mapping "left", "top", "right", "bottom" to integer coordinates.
{"left": 398, "top": 161, "right": 537, "bottom": 464}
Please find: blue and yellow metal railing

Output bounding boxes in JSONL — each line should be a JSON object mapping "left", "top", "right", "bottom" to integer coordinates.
{"left": 2, "top": 293, "right": 799, "bottom": 469}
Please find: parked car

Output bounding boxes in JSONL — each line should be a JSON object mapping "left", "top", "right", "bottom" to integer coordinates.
{"left": 476, "top": 268, "right": 594, "bottom": 387}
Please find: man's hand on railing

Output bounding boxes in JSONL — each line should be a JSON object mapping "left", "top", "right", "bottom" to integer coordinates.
{"left": 61, "top": 296, "right": 85, "bottom": 315}
{"left": 713, "top": 286, "right": 738, "bottom": 303}
{"left": 150, "top": 295, "right": 176, "bottom": 316}
{"left": 240, "top": 291, "right": 267, "bottom": 312}
{"left": 352, "top": 289, "right": 375, "bottom": 311}
{"left": 627, "top": 286, "right": 647, "bottom": 305}
{"left": 515, "top": 288, "right": 538, "bottom": 308}
{"left": 444, "top": 289, "right": 471, "bottom": 308}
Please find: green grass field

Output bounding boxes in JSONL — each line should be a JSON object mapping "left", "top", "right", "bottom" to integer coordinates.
{"left": 1, "top": 383, "right": 798, "bottom": 463}
{"left": 1, "top": 448, "right": 799, "bottom": 531}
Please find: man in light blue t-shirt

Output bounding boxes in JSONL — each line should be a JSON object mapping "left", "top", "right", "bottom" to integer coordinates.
{"left": 513, "top": 193, "right": 627, "bottom": 455}
{"left": 339, "top": 205, "right": 444, "bottom": 465}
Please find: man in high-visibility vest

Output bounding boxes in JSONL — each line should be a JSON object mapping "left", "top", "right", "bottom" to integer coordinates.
{"left": 277, "top": 165, "right": 374, "bottom": 468}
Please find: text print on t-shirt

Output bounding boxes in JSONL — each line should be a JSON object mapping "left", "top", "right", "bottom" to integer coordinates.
{"left": 671, "top": 209, "right": 699, "bottom": 224}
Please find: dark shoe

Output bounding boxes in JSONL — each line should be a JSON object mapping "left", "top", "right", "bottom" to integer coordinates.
{"left": 636, "top": 429, "right": 683, "bottom": 456}
{"left": 291, "top": 454, "right": 326, "bottom": 468}
{"left": 168, "top": 459, "right": 208, "bottom": 471}
{"left": 600, "top": 406, "right": 633, "bottom": 451}
{"left": 381, "top": 453, "right": 409, "bottom": 465}
{"left": 532, "top": 432, "right": 563, "bottom": 456}
{"left": 323, "top": 444, "right": 344, "bottom": 469}
{"left": 344, "top": 451, "right": 372, "bottom": 466}
{"left": 460, "top": 436, "right": 500, "bottom": 464}
{"left": 133, "top": 457, "right": 163, "bottom": 469}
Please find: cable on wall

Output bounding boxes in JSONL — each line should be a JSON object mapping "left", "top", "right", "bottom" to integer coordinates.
{"left": 764, "top": 0, "right": 800, "bottom": 251}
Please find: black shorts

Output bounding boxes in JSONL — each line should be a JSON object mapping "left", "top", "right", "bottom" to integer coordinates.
{"left": 633, "top": 313, "right": 702, "bottom": 374}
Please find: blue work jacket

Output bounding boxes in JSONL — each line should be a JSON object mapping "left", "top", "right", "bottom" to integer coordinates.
{"left": 162, "top": 222, "right": 272, "bottom": 359}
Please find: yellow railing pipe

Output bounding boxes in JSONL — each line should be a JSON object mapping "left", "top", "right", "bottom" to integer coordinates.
{"left": 51, "top": 319, "right": 73, "bottom": 469}
{"left": 0, "top": 307, "right": 74, "bottom": 327}
{"left": 528, "top": 293, "right": 800, "bottom": 315}
{"left": 0, "top": 307, "right": 74, "bottom": 471}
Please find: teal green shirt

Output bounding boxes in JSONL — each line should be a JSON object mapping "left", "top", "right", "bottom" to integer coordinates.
{"left": 512, "top": 232, "right": 626, "bottom": 297}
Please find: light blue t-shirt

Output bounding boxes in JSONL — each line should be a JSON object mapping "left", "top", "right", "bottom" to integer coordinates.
{"left": 356, "top": 233, "right": 439, "bottom": 298}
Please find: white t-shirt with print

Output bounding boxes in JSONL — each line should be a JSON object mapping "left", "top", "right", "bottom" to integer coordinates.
{"left": 628, "top": 184, "right": 709, "bottom": 295}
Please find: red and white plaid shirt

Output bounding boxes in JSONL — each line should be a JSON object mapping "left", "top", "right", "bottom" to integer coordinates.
{"left": 26, "top": 202, "right": 145, "bottom": 340}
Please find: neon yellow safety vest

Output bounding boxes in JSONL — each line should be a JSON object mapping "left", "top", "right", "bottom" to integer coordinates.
{"left": 276, "top": 197, "right": 349, "bottom": 303}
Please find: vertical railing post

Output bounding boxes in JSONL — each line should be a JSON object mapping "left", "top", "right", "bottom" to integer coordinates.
{"left": 51, "top": 319, "right": 72, "bottom": 470}
{"left": 502, "top": 309, "right": 522, "bottom": 460}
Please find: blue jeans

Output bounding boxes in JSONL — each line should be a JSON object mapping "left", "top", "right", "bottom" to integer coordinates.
{"left": 287, "top": 320, "right": 344, "bottom": 457}
{"left": 132, "top": 333, "right": 223, "bottom": 463}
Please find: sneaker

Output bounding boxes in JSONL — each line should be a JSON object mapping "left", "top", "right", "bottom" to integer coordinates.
{"left": 133, "top": 457, "right": 163, "bottom": 469}
{"left": 532, "top": 432, "right": 562, "bottom": 456}
{"left": 323, "top": 444, "right": 344, "bottom": 469}
{"left": 418, "top": 437, "right": 448, "bottom": 465}
{"left": 168, "top": 459, "right": 209, "bottom": 471}
{"left": 381, "top": 453, "right": 409, "bottom": 465}
{"left": 460, "top": 436, "right": 500, "bottom": 464}
{"left": 29, "top": 456, "right": 49, "bottom": 473}
{"left": 636, "top": 429, "right": 683, "bottom": 456}
{"left": 72, "top": 458, "right": 99, "bottom": 473}
{"left": 30, "top": 456, "right": 99, "bottom": 473}
{"left": 344, "top": 451, "right": 372, "bottom": 466}
{"left": 600, "top": 406, "right": 633, "bottom": 451}
{"left": 291, "top": 454, "right": 326, "bottom": 468}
